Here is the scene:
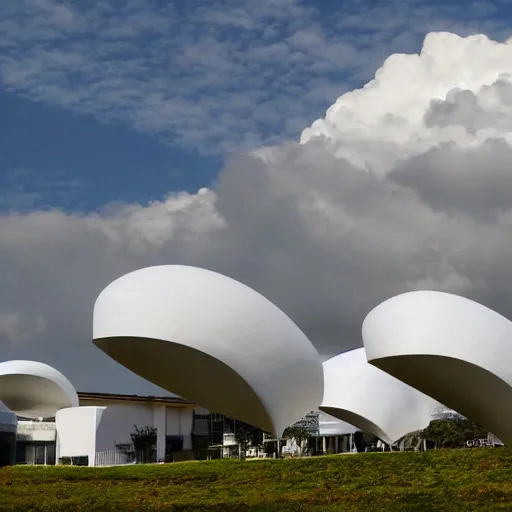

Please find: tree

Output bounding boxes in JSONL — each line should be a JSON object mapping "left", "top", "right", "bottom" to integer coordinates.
{"left": 395, "top": 430, "right": 423, "bottom": 452}
{"left": 130, "top": 425, "right": 157, "bottom": 463}
{"left": 282, "top": 425, "right": 311, "bottom": 456}
{"left": 233, "top": 421, "right": 266, "bottom": 460}
{"left": 115, "top": 442, "right": 136, "bottom": 463}
{"left": 421, "top": 417, "right": 488, "bottom": 448}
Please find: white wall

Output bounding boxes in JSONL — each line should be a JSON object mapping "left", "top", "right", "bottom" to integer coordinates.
{"left": 153, "top": 405, "right": 166, "bottom": 462}
{"left": 57, "top": 402, "right": 195, "bottom": 466}
{"left": 166, "top": 407, "right": 193, "bottom": 450}
{"left": 92, "top": 402, "right": 194, "bottom": 458}
{"left": 180, "top": 409, "right": 193, "bottom": 450}
{"left": 94, "top": 403, "right": 154, "bottom": 451}
{"left": 56, "top": 406, "right": 105, "bottom": 465}
{"left": 166, "top": 408, "right": 181, "bottom": 435}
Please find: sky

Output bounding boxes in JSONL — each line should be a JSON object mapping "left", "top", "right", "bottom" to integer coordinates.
{"left": 3, "top": 0, "right": 512, "bottom": 395}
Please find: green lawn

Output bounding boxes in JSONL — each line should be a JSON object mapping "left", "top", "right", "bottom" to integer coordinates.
{"left": 1, "top": 449, "right": 511, "bottom": 511}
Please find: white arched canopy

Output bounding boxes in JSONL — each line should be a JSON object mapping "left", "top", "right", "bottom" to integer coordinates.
{"left": 320, "top": 348, "right": 435, "bottom": 445}
{"left": 0, "top": 360, "right": 78, "bottom": 418}
{"left": 92, "top": 265, "right": 324, "bottom": 436}
{"left": 363, "top": 290, "right": 512, "bottom": 445}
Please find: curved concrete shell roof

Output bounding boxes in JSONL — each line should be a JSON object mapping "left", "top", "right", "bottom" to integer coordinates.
{"left": 362, "top": 290, "right": 512, "bottom": 445}
{"left": 0, "top": 360, "right": 78, "bottom": 418}
{"left": 92, "top": 265, "right": 323, "bottom": 436}
{"left": 319, "top": 348, "right": 435, "bottom": 444}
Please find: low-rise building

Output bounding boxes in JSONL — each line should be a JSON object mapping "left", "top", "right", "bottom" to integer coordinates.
{"left": 16, "top": 391, "right": 196, "bottom": 466}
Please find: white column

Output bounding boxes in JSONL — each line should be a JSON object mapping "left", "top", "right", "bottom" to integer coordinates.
{"left": 153, "top": 405, "right": 167, "bottom": 463}
{"left": 55, "top": 430, "right": 60, "bottom": 465}
{"left": 180, "top": 409, "right": 193, "bottom": 450}
{"left": 89, "top": 408, "right": 98, "bottom": 467}
{"left": 322, "top": 436, "right": 326, "bottom": 453}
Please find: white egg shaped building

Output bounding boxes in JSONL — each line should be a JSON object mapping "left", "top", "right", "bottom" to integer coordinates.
{"left": 0, "top": 360, "right": 78, "bottom": 418}
{"left": 319, "top": 348, "right": 435, "bottom": 445}
{"left": 362, "top": 290, "right": 512, "bottom": 445}
{"left": 92, "top": 265, "right": 324, "bottom": 436}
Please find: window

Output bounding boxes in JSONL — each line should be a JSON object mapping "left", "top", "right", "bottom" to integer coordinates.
{"left": 16, "top": 441, "right": 56, "bottom": 465}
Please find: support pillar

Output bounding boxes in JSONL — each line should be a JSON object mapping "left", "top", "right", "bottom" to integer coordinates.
{"left": 153, "top": 405, "right": 167, "bottom": 463}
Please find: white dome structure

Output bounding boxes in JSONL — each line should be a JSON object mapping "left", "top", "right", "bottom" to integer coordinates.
{"left": 362, "top": 290, "right": 512, "bottom": 445}
{"left": 0, "top": 360, "right": 78, "bottom": 418}
{"left": 92, "top": 265, "right": 324, "bottom": 436}
{"left": 319, "top": 348, "right": 435, "bottom": 445}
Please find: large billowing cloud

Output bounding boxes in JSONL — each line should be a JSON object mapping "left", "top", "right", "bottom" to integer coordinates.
{"left": 3, "top": 31, "right": 512, "bottom": 394}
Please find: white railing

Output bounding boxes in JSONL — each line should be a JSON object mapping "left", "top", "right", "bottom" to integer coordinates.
{"left": 17, "top": 421, "right": 56, "bottom": 430}
{"left": 94, "top": 449, "right": 135, "bottom": 467}
{"left": 17, "top": 421, "right": 56, "bottom": 442}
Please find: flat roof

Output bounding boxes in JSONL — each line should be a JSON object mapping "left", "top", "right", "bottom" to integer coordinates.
{"left": 77, "top": 391, "right": 194, "bottom": 406}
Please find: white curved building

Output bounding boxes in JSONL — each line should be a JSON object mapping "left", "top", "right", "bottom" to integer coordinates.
{"left": 362, "top": 290, "right": 512, "bottom": 445}
{"left": 319, "top": 348, "right": 435, "bottom": 445}
{"left": 92, "top": 265, "right": 323, "bottom": 436}
{"left": 0, "top": 360, "right": 78, "bottom": 418}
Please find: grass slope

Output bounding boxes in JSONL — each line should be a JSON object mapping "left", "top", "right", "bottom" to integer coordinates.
{"left": 1, "top": 449, "right": 511, "bottom": 511}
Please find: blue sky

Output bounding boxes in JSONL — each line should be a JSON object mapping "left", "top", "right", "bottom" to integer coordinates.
{"left": 2, "top": 92, "right": 221, "bottom": 209}
{"left": 3, "top": 0, "right": 511, "bottom": 213}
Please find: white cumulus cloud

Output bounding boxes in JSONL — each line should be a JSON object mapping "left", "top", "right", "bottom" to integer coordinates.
{"left": 2, "top": 1, "right": 511, "bottom": 154}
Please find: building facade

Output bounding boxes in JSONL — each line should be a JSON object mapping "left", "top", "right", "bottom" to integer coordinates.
{"left": 14, "top": 397, "right": 479, "bottom": 466}
{"left": 15, "top": 392, "right": 196, "bottom": 466}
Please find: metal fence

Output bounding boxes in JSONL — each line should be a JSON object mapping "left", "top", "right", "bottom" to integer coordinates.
{"left": 94, "top": 449, "right": 135, "bottom": 467}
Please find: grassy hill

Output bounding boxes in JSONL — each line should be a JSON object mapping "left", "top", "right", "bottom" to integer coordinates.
{"left": 1, "top": 448, "right": 511, "bottom": 511}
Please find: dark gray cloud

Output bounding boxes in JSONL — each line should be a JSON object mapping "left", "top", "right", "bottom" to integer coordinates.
{"left": 389, "top": 139, "right": 512, "bottom": 220}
